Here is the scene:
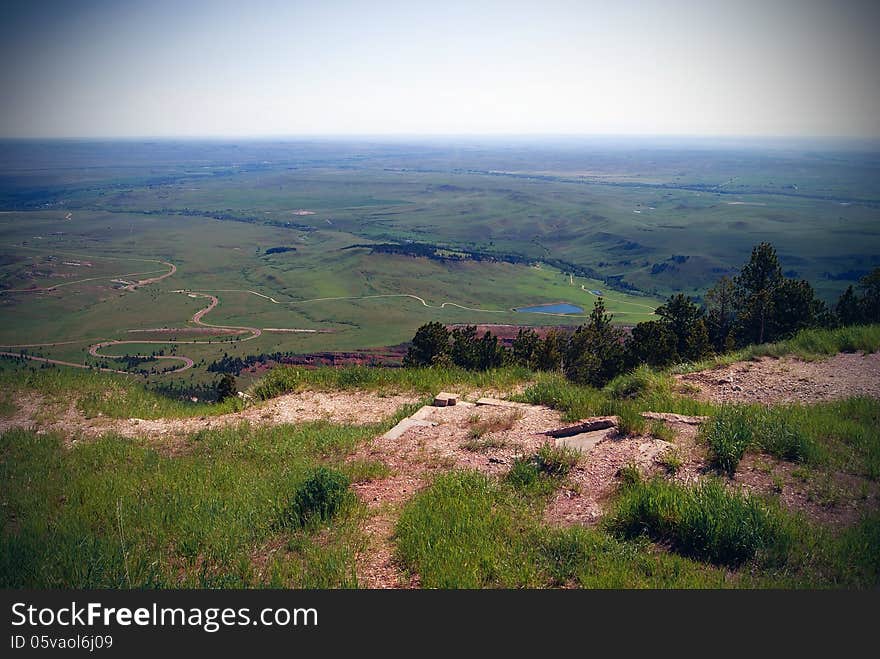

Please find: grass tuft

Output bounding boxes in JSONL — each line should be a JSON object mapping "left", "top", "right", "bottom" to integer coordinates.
{"left": 606, "top": 477, "right": 795, "bottom": 567}
{"left": 251, "top": 365, "right": 532, "bottom": 400}
{"left": 279, "top": 467, "right": 352, "bottom": 529}
{"left": 702, "top": 405, "right": 822, "bottom": 476}
{"left": 506, "top": 444, "right": 579, "bottom": 497}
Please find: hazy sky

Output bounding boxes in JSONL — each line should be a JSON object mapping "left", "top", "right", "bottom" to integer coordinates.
{"left": 1, "top": 0, "right": 878, "bottom": 138}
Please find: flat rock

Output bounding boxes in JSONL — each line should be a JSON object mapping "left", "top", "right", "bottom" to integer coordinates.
{"left": 545, "top": 416, "right": 618, "bottom": 438}
{"left": 641, "top": 411, "right": 709, "bottom": 425}
{"left": 380, "top": 418, "right": 437, "bottom": 440}
{"left": 475, "top": 397, "right": 529, "bottom": 408}
{"left": 409, "top": 405, "right": 437, "bottom": 421}
{"left": 555, "top": 428, "right": 615, "bottom": 453}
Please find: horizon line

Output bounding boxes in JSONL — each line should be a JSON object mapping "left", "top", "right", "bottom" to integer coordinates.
{"left": 2, "top": 132, "right": 879, "bottom": 143}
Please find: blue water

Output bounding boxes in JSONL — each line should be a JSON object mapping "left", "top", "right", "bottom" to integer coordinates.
{"left": 515, "top": 303, "right": 584, "bottom": 315}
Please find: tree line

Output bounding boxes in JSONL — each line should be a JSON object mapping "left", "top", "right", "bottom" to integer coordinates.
{"left": 404, "top": 242, "right": 880, "bottom": 387}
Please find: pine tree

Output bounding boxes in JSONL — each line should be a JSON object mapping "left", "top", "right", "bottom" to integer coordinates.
{"left": 733, "top": 242, "right": 783, "bottom": 345}
{"left": 858, "top": 267, "right": 880, "bottom": 323}
{"left": 768, "top": 278, "right": 824, "bottom": 339}
{"left": 450, "top": 325, "right": 480, "bottom": 369}
{"left": 835, "top": 284, "right": 862, "bottom": 326}
{"left": 215, "top": 373, "right": 237, "bottom": 401}
{"left": 655, "top": 293, "right": 710, "bottom": 360}
{"left": 533, "top": 328, "right": 566, "bottom": 372}
{"left": 564, "top": 298, "right": 625, "bottom": 387}
{"left": 403, "top": 322, "right": 450, "bottom": 366}
{"left": 626, "top": 320, "right": 677, "bottom": 367}
{"left": 705, "top": 275, "right": 736, "bottom": 352}
{"left": 511, "top": 328, "right": 540, "bottom": 368}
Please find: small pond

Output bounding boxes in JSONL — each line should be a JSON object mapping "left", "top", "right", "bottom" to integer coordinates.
{"left": 514, "top": 303, "right": 584, "bottom": 315}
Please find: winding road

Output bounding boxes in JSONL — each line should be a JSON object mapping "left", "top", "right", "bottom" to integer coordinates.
{"left": 2, "top": 246, "right": 656, "bottom": 375}
{"left": 86, "top": 293, "right": 262, "bottom": 373}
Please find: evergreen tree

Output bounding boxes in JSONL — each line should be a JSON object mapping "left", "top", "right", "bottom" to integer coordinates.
{"left": 858, "top": 267, "right": 880, "bottom": 323}
{"left": 215, "top": 373, "right": 237, "bottom": 401}
{"left": 533, "top": 328, "right": 566, "bottom": 372}
{"left": 511, "top": 328, "right": 540, "bottom": 368}
{"left": 685, "top": 318, "right": 712, "bottom": 361}
{"left": 835, "top": 284, "right": 862, "bottom": 326}
{"left": 450, "top": 325, "right": 480, "bottom": 369}
{"left": 733, "top": 242, "right": 783, "bottom": 345}
{"left": 476, "top": 331, "right": 505, "bottom": 370}
{"left": 626, "top": 320, "right": 677, "bottom": 367}
{"left": 655, "top": 293, "right": 711, "bottom": 361}
{"left": 403, "top": 322, "right": 450, "bottom": 366}
{"left": 564, "top": 298, "right": 625, "bottom": 387}
{"left": 705, "top": 275, "right": 736, "bottom": 352}
{"left": 768, "top": 278, "right": 824, "bottom": 339}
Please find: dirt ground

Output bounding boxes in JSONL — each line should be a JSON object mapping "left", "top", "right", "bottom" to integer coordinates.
{"left": 677, "top": 352, "right": 880, "bottom": 405}
{"left": 0, "top": 390, "right": 422, "bottom": 440}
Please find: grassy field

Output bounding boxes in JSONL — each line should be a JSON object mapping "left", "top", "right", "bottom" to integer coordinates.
{"left": 0, "top": 208, "right": 660, "bottom": 387}
{"left": 1, "top": 138, "right": 878, "bottom": 387}
{"left": 0, "top": 424, "right": 375, "bottom": 588}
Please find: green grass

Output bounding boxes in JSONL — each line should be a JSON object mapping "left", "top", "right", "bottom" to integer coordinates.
{"left": 702, "top": 406, "right": 764, "bottom": 476}
{"left": 0, "top": 422, "right": 375, "bottom": 588}
{"left": 671, "top": 324, "right": 880, "bottom": 375}
{"left": 606, "top": 476, "right": 795, "bottom": 567}
{"left": 649, "top": 419, "right": 676, "bottom": 443}
{"left": 514, "top": 369, "right": 715, "bottom": 423}
{"left": 0, "top": 391, "right": 15, "bottom": 418}
{"left": 395, "top": 471, "right": 543, "bottom": 588}
{"left": 505, "top": 444, "right": 579, "bottom": 497}
{"left": 394, "top": 470, "right": 731, "bottom": 588}
{"left": 340, "top": 459, "right": 392, "bottom": 484}
{"left": 0, "top": 362, "right": 531, "bottom": 422}
{"left": 251, "top": 364, "right": 533, "bottom": 399}
{"left": 0, "top": 367, "right": 243, "bottom": 420}
{"left": 278, "top": 467, "right": 353, "bottom": 530}
{"left": 702, "top": 399, "right": 880, "bottom": 479}
{"left": 657, "top": 447, "right": 683, "bottom": 474}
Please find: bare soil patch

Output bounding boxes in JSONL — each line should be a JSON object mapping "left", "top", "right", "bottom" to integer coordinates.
{"left": 545, "top": 431, "right": 676, "bottom": 527}
{"left": 677, "top": 352, "right": 880, "bottom": 405}
{"left": 734, "top": 454, "right": 879, "bottom": 528}
{"left": 2, "top": 390, "right": 421, "bottom": 443}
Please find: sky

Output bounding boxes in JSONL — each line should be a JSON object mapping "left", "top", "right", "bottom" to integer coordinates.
{"left": 0, "top": 0, "right": 878, "bottom": 138}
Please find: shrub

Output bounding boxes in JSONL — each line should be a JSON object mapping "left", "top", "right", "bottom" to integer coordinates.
{"left": 280, "top": 467, "right": 352, "bottom": 528}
